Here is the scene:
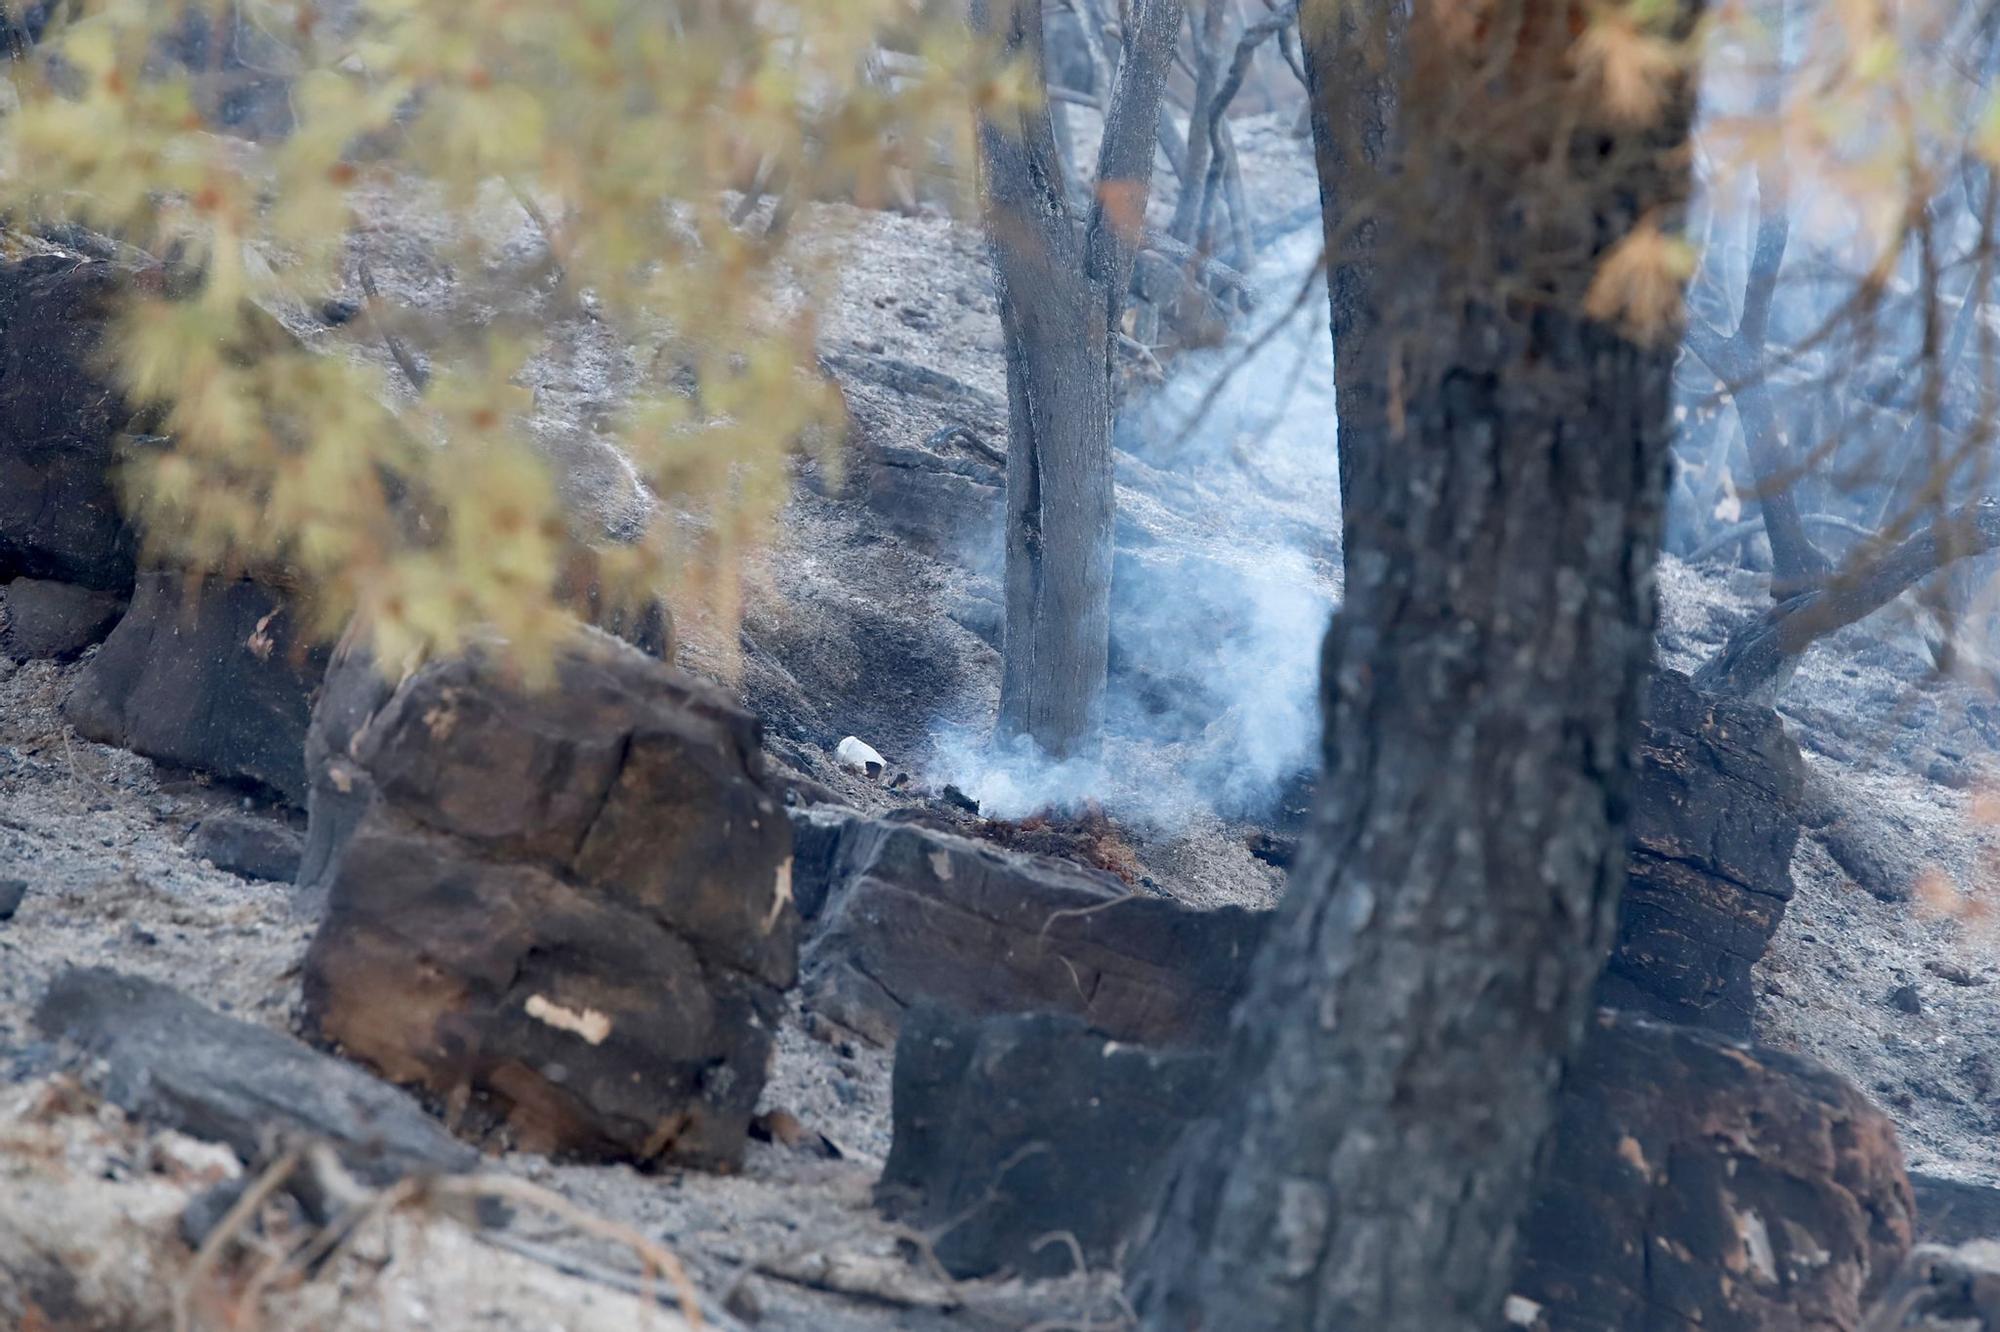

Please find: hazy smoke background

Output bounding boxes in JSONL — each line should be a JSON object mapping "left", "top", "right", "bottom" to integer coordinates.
{"left": 928, "top": 10, "right": 2000, "bottom": 826}
{"left": 1663, "top": 13, "right": 2000, "bottom": 569}
{"left": 933, "top": 221, "right": 1342, "bottom": 826}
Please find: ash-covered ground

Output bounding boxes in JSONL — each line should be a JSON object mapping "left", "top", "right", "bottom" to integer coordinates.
{"left": 0, "top": 111, "right": 1326, "bottom": 1330}
{"left": 1658, "top": 556, "right": 2000, "bottom": 1186}
{"left": 8, "top": 104, "right": 2000, "bottom": 1328}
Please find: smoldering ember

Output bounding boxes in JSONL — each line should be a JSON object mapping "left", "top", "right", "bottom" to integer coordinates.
{"left": 12, "top": 5, "right": 2000, "bottom": 1332}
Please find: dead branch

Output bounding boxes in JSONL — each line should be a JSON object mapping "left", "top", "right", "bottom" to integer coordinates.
{"left": 1194, "top": 1, "right": 1298, "bottom": 261}
{"left": 452, "top": 1173, "right": 704, "bottom": 1325}
{"left": 481, "top": 1232, "right": 740, "bottom": 1327}
{"left": 355, "top": 255, "right": 430, "bottom": 395}
{"left": 174, "top": 1147, "right": 304, "bottom": 1332}
{"left": 1685, "top": 512, "right": 1878, "bottom": 565}
{"left": 171, "top": 1137, "right": 708, "bottom": 1331}
{"left": 754, "top": 1248, "right": 965, "bottom": 1310}
{"left": 1692, "top": 497, "right": 2000, "bottom": 704}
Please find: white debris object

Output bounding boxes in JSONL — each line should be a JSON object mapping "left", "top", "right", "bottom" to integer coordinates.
{"left": 836, "top": 736, "right": 886, "bottom": 779}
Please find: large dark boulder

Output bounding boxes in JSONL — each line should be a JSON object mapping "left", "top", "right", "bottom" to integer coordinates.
{"left": 879, "top": 1005, "right": 1220, "bottom": 1279}
{"left": 0, "top": 256, "right": 139, "bottom": 594}
{"left": 1597, "top": 669, "right": 1806, "bottom": 1034}
{"left": 800, "top": 812, "right": 1266, "bottom": 1048}
{"left": 0, "top": 577, "right": 128, "bottom": 660}
{"left": 800, "top": 670, "right": 1797, "bottom": 1055}
{"left": 63, "top": 573, "right": 327, "bottom": 803}
{"left": 1509, "top": 1011, "right": 1914, "bottom": 1332}
{"left": 878, "top": 1005, "right": 1911, "bottom": 1319}
{"left": 189, "top": 809, "right": 305, "bottom": 883}
{"left": 300, "top": 632, "right": 797, "bottom": 1170}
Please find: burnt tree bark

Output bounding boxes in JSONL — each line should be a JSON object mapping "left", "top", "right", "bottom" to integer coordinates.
{"left": 1167, "top": 0, "right": 1230, "bottom": 246}
{"left": 1131, "top": 4, "right": 1706, "bottom": 1329}
{"left": 1684, "top": 192, "right": 1831, "bottom": 593}
{"left": 1298, "top": 0, "right": 1396, "bottom": 520}
{"left": 975, "top": 0, "right": 1183, "bottom": 756}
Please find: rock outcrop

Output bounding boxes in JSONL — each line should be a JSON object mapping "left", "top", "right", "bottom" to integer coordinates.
{"left": 1509, "top": 1011, "right": 1914, "bottom": 1332}
{"left": 1909, "top": 1173, "right": 2000, "bottom": 1248}
{"left": 63, "top": 573, "right": 327, "bottom": 803}
{"left": 1598, "top": 669, "right": 1807, "bottom": 1034}
{"left": 820, "top": 351, "right": 1007, "bottom": 562}
{"left": 0, "top": 256, "right": 139, "bottom": 597}
{"left": 799, "top": 811, "right": 1266, "bottom": 1048}
{"left": 0, "top": 578, "right": 128, "bottom": 660}
{"left": 879, "top": 1005, "right": 1220, "bottom": 1278}
{"left": 300, "top": 633, "right": 797, "bottom": 1170}
{"left": 34, "top": 967, "right": 478, "bottom": 1184}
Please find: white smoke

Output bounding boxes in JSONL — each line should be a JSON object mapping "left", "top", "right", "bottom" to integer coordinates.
{"left": 932, "top": 222, "right": 1342, "bottom": 828}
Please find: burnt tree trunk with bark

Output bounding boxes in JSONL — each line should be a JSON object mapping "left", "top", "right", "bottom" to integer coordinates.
{"left": 1681, "top": 4, "right": 1831, "bottom": 595}
{"left": 1132, "top": 5, "right": 1706, "bottom": 1329}
{"left": 975, "top": 0, "right": 1183, "bottom": 756}
{"left": 1684, "top": 196, "right": 1831, "bottom": 593}
{"left": 1299, "top": 0, "right": 1396, "bottom": 521}
{"left": 1168, "top": 0, "right": 1229, "bottom": 245}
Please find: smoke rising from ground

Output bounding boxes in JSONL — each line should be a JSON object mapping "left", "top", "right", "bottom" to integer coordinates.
{"left": 933, "top": 224, "right": 1342, "bottom": 828}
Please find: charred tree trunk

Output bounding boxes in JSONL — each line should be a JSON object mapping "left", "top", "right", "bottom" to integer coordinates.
{"left": 1194, "top": 2, "right": 1297, "bottom": 267}
{"left": 1681, "top": 5, "right": 1829, "bottom": 595}
{"left": 1168, "top": 0, "right": 1229, "bottom": 245}
{"left": 1299, "top": 0, "right": 1396, "bottom": 521}
{"left": 1131, "top": 4, "right": 1705, "bottom": 1329}
{"left": 1684, "top": 199, "right": 1830, "bottom": 594}
{"left": 975, "top": 0, "right": 1183, "bottom": 756}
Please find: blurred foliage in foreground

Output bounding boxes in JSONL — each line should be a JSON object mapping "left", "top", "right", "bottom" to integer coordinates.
{"left": 0, "top": 0, "right": 1000, "bottom": 672}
